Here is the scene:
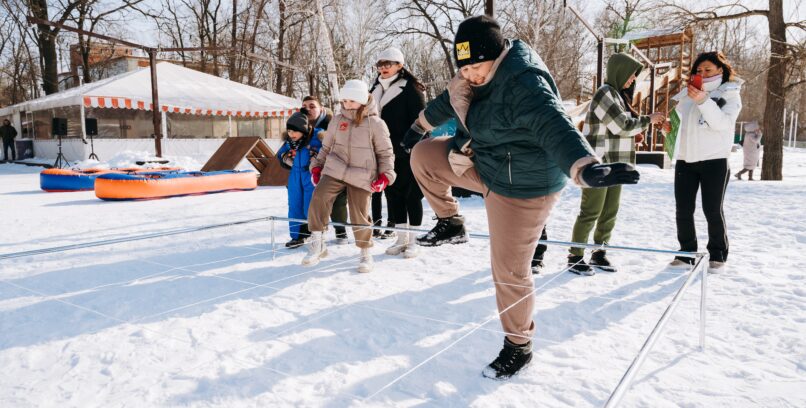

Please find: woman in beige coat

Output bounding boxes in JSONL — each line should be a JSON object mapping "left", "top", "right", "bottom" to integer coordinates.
{"left": 303, "top": 80, "right": 396, "bottom": 273}
{"left": 735, "top": 121, "right": 762, "bottom": 180}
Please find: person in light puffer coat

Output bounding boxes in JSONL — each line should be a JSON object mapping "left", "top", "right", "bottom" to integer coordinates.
{"left": 666, "top": 51, "right": 742, "bottom": 272}
{"left": 303, "top": 80, "right": 396, "bottom": 273}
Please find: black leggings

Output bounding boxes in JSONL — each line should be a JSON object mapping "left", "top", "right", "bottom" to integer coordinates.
{"left": 674, "top": 159, "right": 730, "bottom": 262}
{"left": 385, "top": 169, "right": 423, "bottom": 226}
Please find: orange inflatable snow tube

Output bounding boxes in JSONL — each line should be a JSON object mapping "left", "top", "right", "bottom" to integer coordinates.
{"left": 95, "top": 170, "right": 257, "bottom": 201}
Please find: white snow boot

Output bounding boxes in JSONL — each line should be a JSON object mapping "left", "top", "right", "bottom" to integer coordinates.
{"left": 301, "top": 231, "right": 327, "bottom": 266}
{"left": 402, "top": 231, "right": 420, "bottom": 259}
{"left": 357, "top": 248, "right": 374, "bottom": 273}
{"left": 385, "top": 224, "right": 409, "bottom": 255}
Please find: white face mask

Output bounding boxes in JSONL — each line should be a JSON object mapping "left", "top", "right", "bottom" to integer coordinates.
{"left": 702, "top": 74, "right": 722, "bottom": 92}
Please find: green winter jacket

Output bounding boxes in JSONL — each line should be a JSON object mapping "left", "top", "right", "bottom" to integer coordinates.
{"left": 420, "top": 40, "right": 595, "bottom": 198}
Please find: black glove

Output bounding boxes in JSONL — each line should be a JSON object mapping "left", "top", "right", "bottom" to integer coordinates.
{"left": 581, "top": 162, "right": 640, "bottom": 187}
{"left": 401, "top": 122, "right": 429, "bottom": 150}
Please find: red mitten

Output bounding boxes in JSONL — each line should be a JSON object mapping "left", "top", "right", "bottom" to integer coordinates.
{"left": 370, "top": 173, "right": 389, "bottom": 192}
{"left": 311, "top": 167, "right": 322, "bottom": 186}
{"left": 634, "top": 133, "right": 645, "bottom": 144}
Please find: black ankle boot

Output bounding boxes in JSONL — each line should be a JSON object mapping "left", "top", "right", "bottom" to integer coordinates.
{"left": 380, "top": 221, "right": 396, "bottom": 239}
{"left": 482, "top": 338, "right": 533, "bottom": 380}
{"left": 589, "top": 250, "right": 617, "bottom": 273}
{"left": 567, "top": 255, "right": 594, "bottom": 276}
{"left": 416, "top": 215, "right": 469, "bottom": 247}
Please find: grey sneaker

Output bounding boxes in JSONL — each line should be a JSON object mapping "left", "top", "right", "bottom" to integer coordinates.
{"left": 668, "top": 259, "right": 693, "bottom": 269}
{"left": 708, "top": 261, "right": 726, "bottom": 273}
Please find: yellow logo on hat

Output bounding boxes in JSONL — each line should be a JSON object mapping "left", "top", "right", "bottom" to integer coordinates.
{"left": 456, "top": 42, "right": 470, "bottom": 60}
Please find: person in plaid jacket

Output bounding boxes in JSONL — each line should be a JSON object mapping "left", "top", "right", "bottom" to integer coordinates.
{"left": 567, "top": 52, "right": 665, "bottom": 275}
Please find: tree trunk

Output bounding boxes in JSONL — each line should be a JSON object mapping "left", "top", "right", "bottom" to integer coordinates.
{"left": 229, "top": 0, "right": 238, "bottom": 81}
{"left": 274, "top": 0, "right": 286, "bottom": 92}
{"left": 30, "top": 0, "right": 59, "bottom": 95}
{"left": 314, "top": 0, "right": 340, "bottom": 105}
{"left": 761, "top": 0, "right": 786, "bottom": 180}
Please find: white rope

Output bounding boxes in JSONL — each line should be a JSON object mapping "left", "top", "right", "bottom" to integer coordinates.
{"left": 363, "top": 256, "right": 588, "bottom": 401}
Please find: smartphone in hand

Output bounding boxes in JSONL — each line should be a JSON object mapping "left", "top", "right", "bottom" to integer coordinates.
{"left": 690, "top": 74, "right": 703, "bottom": 90}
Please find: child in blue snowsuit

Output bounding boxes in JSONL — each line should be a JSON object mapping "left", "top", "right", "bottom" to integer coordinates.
{"left": 277, "top": 110, "right": 323, "bottom": 248}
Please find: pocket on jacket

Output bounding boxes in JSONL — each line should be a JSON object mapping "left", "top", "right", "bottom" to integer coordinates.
{"left": 448, "top": 149, "right": 475, "bottom": 177}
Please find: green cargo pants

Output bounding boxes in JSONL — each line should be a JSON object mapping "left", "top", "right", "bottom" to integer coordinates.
{"left": 570, "top": 185, "right": 622, "bottom": 257}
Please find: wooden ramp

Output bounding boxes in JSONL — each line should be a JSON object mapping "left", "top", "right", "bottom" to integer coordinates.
{"left": 202, "top": 137, "right": 288, "bottom": 186}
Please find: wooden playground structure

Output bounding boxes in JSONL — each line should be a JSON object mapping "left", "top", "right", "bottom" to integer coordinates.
{"left": 561, "top": 14, "right": 696, "bottom": 168}
{"left": 202, "top": 137, "right": 288, "bottom": 186}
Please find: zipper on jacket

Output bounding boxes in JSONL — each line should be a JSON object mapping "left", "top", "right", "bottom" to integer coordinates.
{"left": 343, "top": 122, "right": 352, "bottom": 181}
{"left": 485, "top": 152, "right": 511, "bottom": 197}
{"left": 507, "top": 152, "right": 512, "bottom": 185}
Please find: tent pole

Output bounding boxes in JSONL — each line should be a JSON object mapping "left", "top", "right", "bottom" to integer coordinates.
{"left": 79, "top": 103, "right": 87, "bottom": 142}
{"left": 149, "top": 49, "right": 163, "bottom": 157}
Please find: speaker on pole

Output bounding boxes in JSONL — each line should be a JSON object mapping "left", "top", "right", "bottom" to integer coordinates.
{"left": 52, "top": 117, "right": 69, "bottom": 168}
{"left": 85, "top": 118, "right": 99, "bottom": 160}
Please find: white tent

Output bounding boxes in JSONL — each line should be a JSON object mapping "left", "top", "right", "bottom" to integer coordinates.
{"left": 0, "top": 62, "right": 299, "bottom": 118}
{"left": 0, "top": 63, "right": 301, "bottom": 163}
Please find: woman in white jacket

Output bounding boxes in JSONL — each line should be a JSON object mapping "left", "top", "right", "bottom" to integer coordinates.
{"left": 668, "top": 51, "right": 742, "bottom": 272}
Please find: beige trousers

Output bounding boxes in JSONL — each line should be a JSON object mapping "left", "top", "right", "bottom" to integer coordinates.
{"left": 308, "top": 175, "right": 374, "bottom": 248}
{"left": 411, "top": 137, "right": 560, "bottom": 344}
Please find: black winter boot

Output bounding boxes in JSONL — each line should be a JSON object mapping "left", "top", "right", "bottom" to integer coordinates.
{"left": 285, "top": 237, "right": 305, "bottom": 249}
{"left": 416, "top": 215, "right": 469, "bottom": 247}
{"left": 531, "top": 259, "right": 544, "bottom": 274}
{"left": 567, "top": 255, "right": 594, "bottom": 276}
{"left": 482, "top": 338, "right": 533, "bottom": 380}
{"left": 371, "top": 219, "right": 383, "bottom": 238}
{"left": 380, "top": 221, "right": 396, "bottom": 239}
{"left": 590, "top": 250, "right": 617, "bottom": 273}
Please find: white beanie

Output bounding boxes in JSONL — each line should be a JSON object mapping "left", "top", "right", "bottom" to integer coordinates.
{"left": 339, "top": 79, "right": 370, "bottom": 105}
{"left": 377, "top": 47, "right": 405, "bottom": 65}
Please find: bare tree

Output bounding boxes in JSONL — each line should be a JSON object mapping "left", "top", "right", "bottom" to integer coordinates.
{"left": 385, "top": 0, "right": 484, "bottom": 78}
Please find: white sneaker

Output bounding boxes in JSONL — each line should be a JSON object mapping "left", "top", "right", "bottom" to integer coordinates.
{"left": 402, "top": 231, "right": 419, "bottom": 259}
{"left": 668, "top": 259, "right": 692, "bottom": 269}
{"left": 301, "top": 231, "right": 327, "bottom": 266}
{"left": 385, "top": 224, "right": 409, "bottom": 255}
{"left": 708, "top": 261, "right": 726, "bottom": 273}
{"left": 358, "top": 248, "right": 374, "bottom": 273}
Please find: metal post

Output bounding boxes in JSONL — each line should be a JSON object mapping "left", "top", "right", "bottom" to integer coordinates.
{"left": 648, "top": 64, "right": 657, "bottom": 151}
{"left": 699, "top": 258, "right": 707, "bottom": 350}
{"left": 148, "top": 50, "right": 163, "bottom": 157}
{"left": 789, "top": 110, "right": 795, "bottom": 147}
{"left": 596, "top": 40, "right": 604, "bottom": 88}
{"left": 270, "top": 217, "right": 276, "bottom": 260}
{"left": 604, "top": 255, "right": 707, "bottom": 408}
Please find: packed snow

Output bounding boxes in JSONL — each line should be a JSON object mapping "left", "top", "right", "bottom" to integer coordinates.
{"left": 0, "top": 148, "right": 804, "bottom": 407}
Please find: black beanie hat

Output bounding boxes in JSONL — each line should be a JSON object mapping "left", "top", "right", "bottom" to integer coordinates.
{"left": 453, "top": 15, "right": 505, "bottom": 68}
{"left": 286, "top": 110, "right": 310, "bottom": 135}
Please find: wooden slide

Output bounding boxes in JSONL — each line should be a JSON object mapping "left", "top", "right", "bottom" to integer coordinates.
{"left": 202, "top": 137, "right": 288, "bottom": 186}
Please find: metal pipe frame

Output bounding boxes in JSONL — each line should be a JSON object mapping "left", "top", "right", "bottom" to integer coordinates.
{"left": 267, "top": 216, "right": 703, "bottom": 259}
{"left": 604, "top": 255, "right": 708, "bottom": 407}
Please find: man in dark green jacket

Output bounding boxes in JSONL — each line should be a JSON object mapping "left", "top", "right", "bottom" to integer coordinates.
{"left": 1, "top": 119, "right": 18, "bottom": 161}
{"left": 403, "top": 15, "right": 640, "bottom": 380}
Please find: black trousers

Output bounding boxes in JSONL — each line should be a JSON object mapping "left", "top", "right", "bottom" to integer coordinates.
{"left": 533, "top": 226, "right": 548, "bottom": 262}
{"left": 330, "top": 190, "right": 347, "bottom": 234}
{"left": 371, "top": 191, "right": 389, "bottom": 226}
{"left": 675, "top": 159, "right": 730, "bottom": 262}
{"left": 385, "top": 168, "right": 424, "bottom": 226}
{"left": 2, "top": 139, "right": 15, "bottom": 161}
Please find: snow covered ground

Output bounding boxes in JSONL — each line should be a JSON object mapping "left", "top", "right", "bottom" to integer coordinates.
{"left": 1, "top": 149, "right": 804, "bottom": 407}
